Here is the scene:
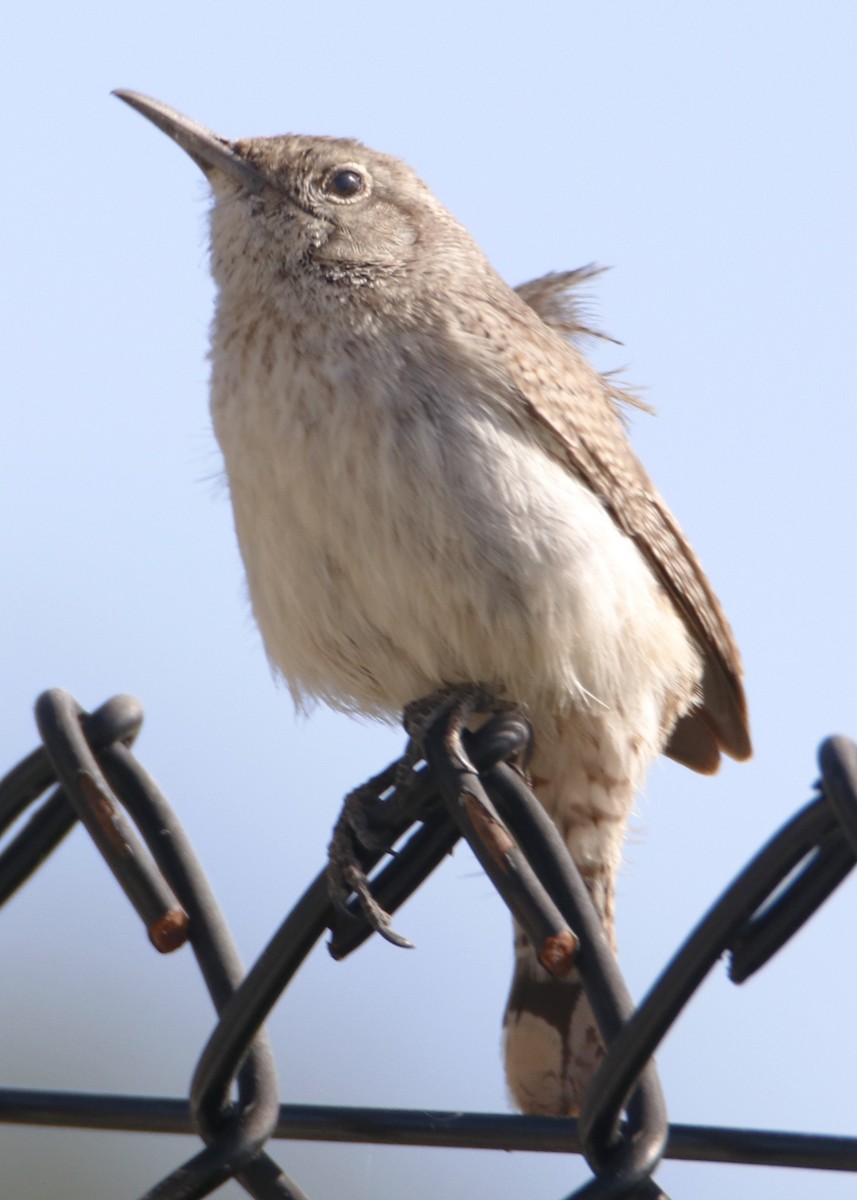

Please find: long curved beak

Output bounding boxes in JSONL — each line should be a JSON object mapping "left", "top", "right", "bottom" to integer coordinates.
{"left": 113, "top": 90, "right": 265, "bottom": 194}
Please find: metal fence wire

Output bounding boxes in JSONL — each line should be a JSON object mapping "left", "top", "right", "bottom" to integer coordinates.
{"left": 1, "top": 689, "right": 857, "bottom": 1199}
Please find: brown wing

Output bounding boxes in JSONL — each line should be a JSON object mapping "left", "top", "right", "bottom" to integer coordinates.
{"left": 496, "top": 282, "right": 751, "bottom": 772}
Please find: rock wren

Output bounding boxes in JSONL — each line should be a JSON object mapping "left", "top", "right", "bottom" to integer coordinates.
{"left": 115, "top": 91, "right": 750, "bottom": 1116}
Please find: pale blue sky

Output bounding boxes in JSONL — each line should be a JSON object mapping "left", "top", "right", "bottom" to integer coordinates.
{"left": 2, "top": 3, "right": 856, "bottom": 1197}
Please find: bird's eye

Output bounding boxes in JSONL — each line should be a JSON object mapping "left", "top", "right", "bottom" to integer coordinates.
{"left": 325, "top": 167, "right": 366, "bottom": 200}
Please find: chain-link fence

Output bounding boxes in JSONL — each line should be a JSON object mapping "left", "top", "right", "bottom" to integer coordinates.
{"left": 1, "top": 689, "right": 856, "bottom": 1199}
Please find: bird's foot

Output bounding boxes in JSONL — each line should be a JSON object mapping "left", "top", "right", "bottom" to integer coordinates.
{"left": 327, "top": 767, "right": 416, "bottom": 949}
{"left": 326, "top": 685, "right": 522, "bottom": 951}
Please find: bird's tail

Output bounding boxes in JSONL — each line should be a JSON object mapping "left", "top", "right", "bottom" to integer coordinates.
{"left": 503, "top": 931, "right": 606, "bottom": 1116}
{"left": 502, "top": 717, "right": 638, "bottom": 1116}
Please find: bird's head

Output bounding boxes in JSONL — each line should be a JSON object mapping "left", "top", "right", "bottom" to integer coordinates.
{"left": 114, "top": 91, "right": 466, "bottom": 309}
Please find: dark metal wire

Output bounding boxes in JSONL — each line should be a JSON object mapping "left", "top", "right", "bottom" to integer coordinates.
{"left": 0, "top": 690, "right": 855, "bottom": 1199}
{"left": 422, "top": 706, "right": 669, "bottom": 1199}
{"left": 0, "top": 694, "right": 143, "bottom": 905}
{"left": 11, "top": 690, "right": 307, "bottom": 1200}
{"left": 3, "top": 1089, "right": 857, "bottom": 1171}
{"left": 96, "top": 741, "right": 304, "bottom": 1200}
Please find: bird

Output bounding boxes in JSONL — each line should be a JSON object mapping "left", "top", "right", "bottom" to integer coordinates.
{"left": 114, "top": 90, "right": 751, "bottom": 1117}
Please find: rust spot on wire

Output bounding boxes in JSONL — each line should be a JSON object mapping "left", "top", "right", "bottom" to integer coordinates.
{"left": 464, "top": 790, "right": 516, "bottom": 868}
{"left": 538, "top": 929, "right": 579, "bottom": 977}
{"left": 149, "top": 908, "right": 190, "bottom": 953}
{"left": 77, "top": 770, "right": 129, "bottom": 855}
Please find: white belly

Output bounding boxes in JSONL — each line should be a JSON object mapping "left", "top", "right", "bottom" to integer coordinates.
{"left": 210, "top": 324, "right": 699, "bottom": 731}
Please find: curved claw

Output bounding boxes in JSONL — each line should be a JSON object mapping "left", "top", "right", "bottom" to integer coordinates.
{"left": 342, "top": 864, "right": 415, "bottom": 949}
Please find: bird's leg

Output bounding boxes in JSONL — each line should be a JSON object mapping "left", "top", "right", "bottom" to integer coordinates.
{"left": 326, "top": 684, "right": 517, "bottom": 949}
{"left": 401, "top": 683, "right": 529, "bottom": 788}
{"left": 403, "top": 683, "right": 517, "bottom": 753}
